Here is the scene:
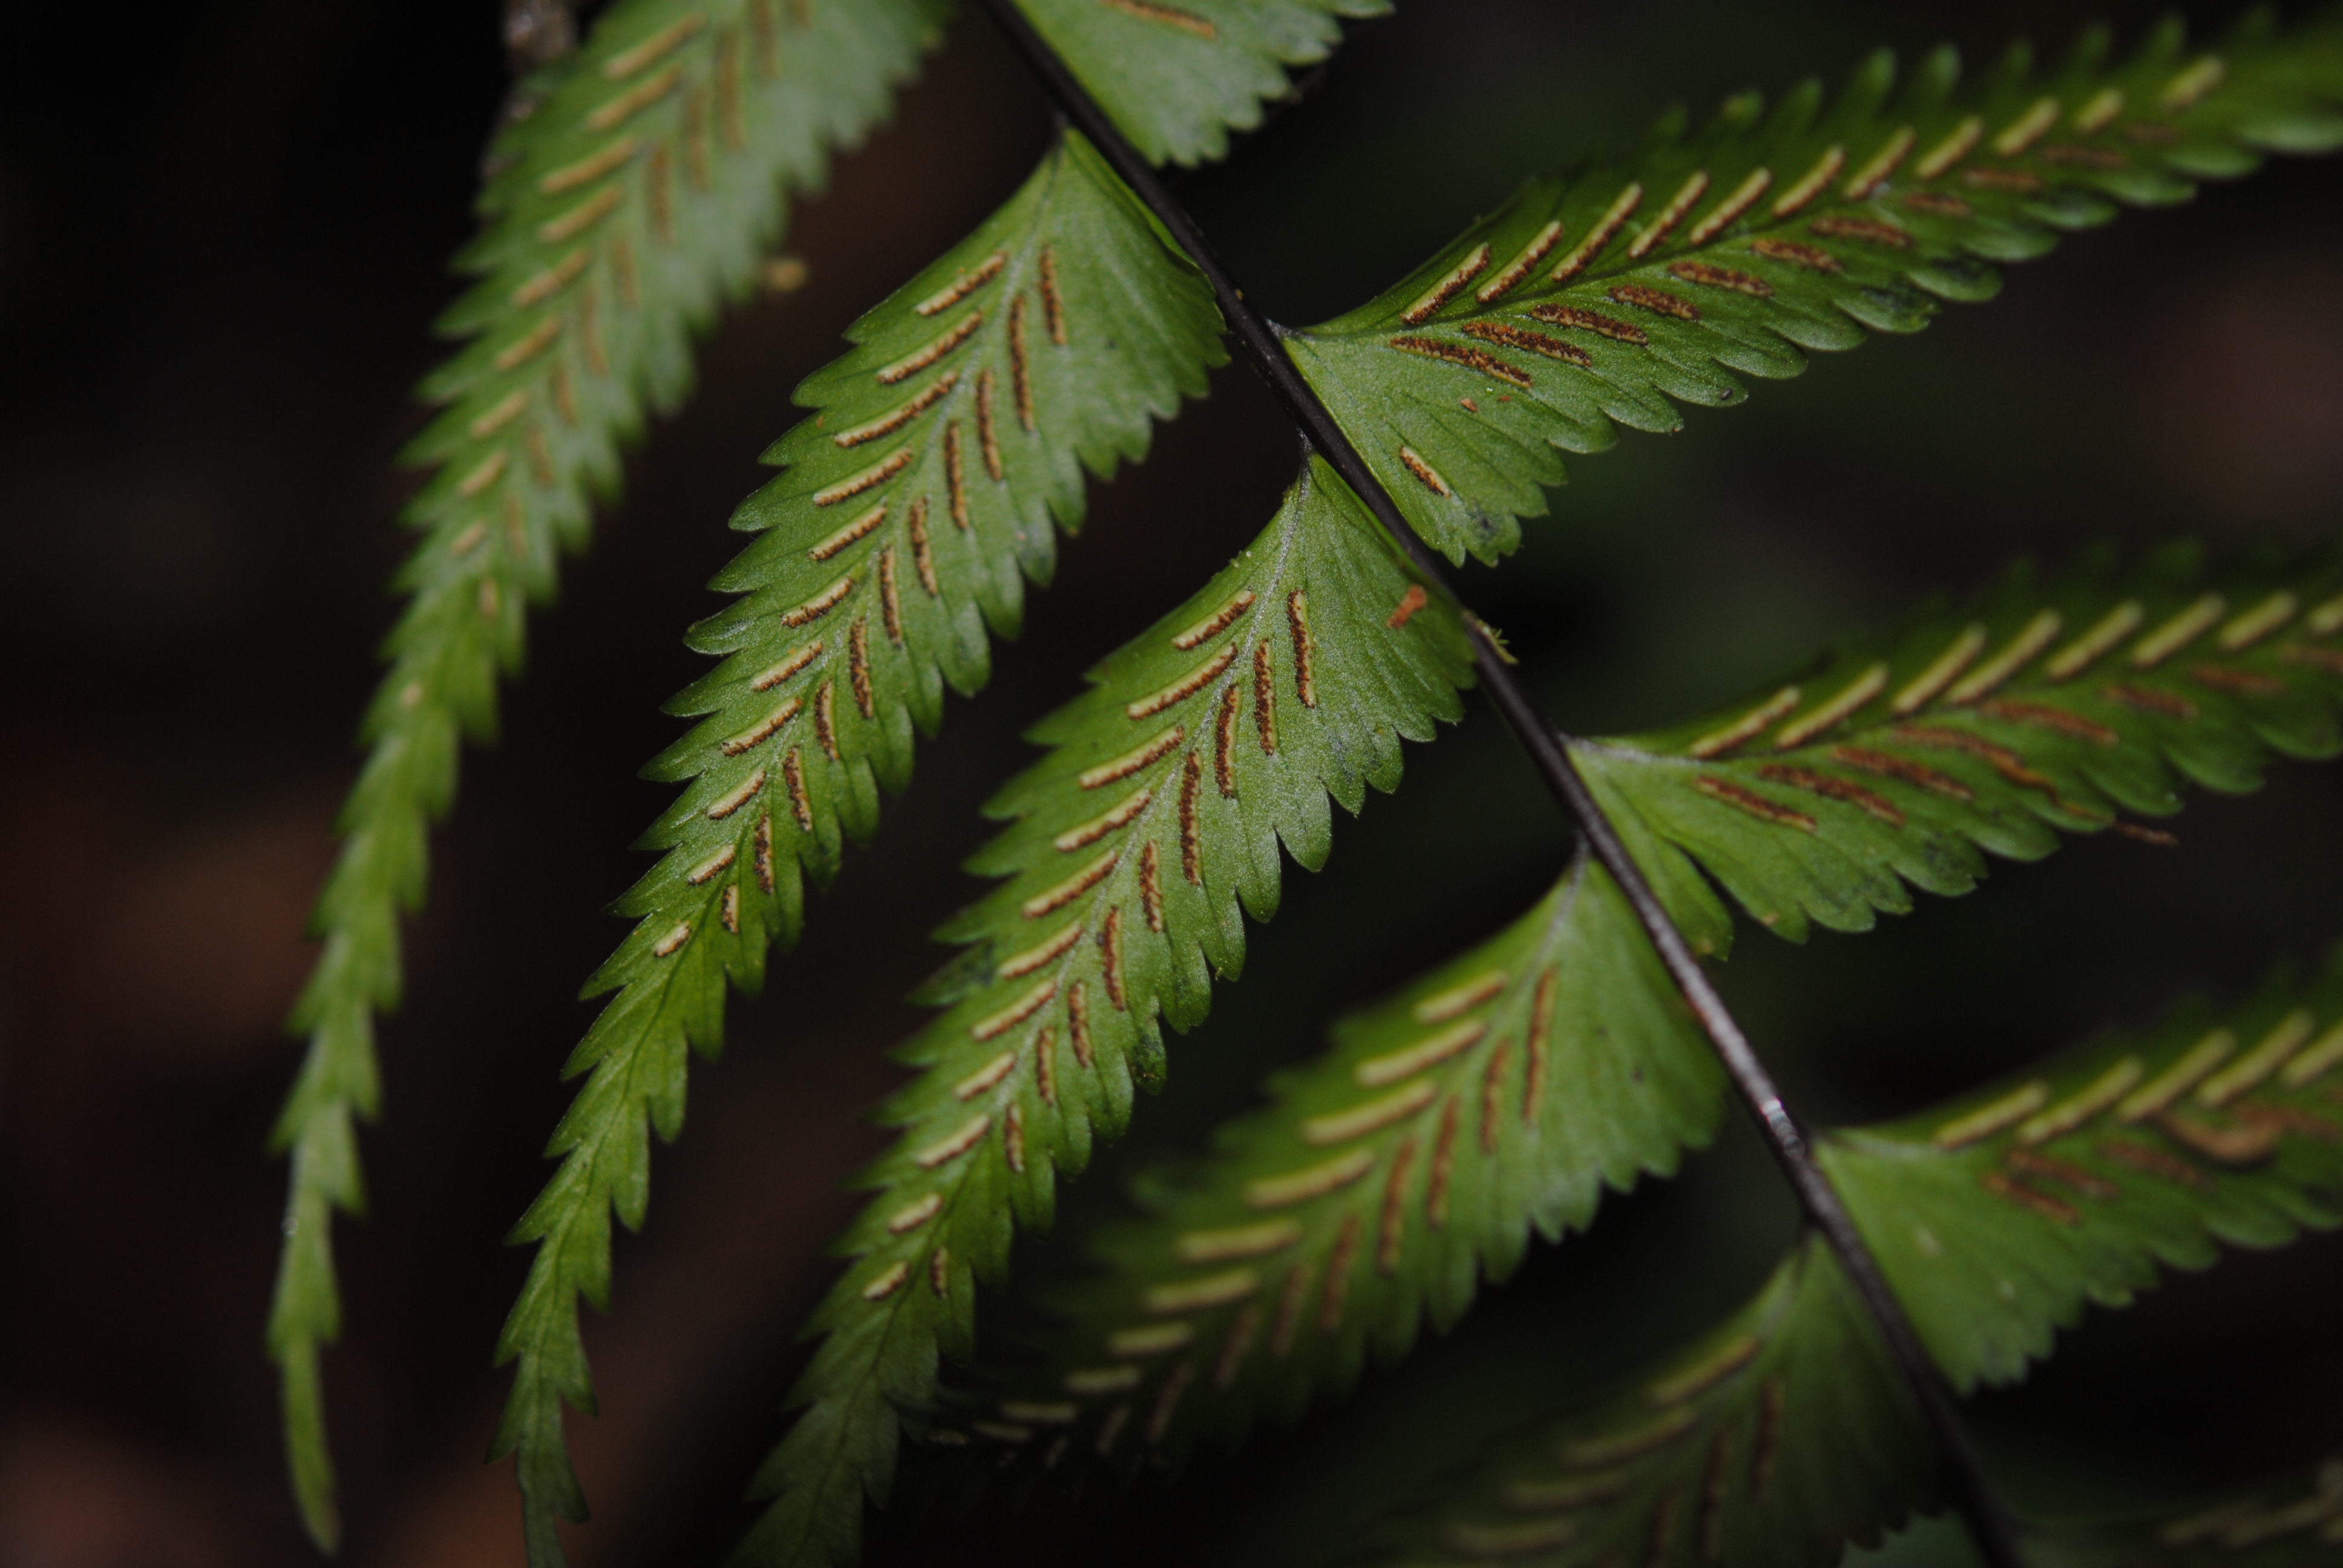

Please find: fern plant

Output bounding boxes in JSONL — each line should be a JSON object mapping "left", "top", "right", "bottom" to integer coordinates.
{"left": 265, "top": 2, "right": 2343, "bottom": 1565}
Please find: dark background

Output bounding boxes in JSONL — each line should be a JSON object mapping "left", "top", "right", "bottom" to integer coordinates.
{"left": 1, "top": 2, "right": 2339, "bottom": 1565}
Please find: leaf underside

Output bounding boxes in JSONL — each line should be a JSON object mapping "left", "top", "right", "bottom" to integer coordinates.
{"left": 732, "top": 457, "right": 1473, "bottom": 1568}
{"left": 954, "top": 541, "right": 2343, "bottom": 1475}
{"left": 1578, "top": 543, "right": 2343, "bottom": 946}
{"left": 946, "top": 849, "right": 1721, "bottom": 1468}
{"left": 1291, "top": 11, "right": 2343, "bottom": 563}
{"left": 488, "top": 126, "right": 1227, "bottom": 1568}
{"left": 259, "top": 0, "right": 2343, "bottom": 1560}
{"left": 1357, "top": 1234, "right": 1939, "bottom": 1568}
{"left": 1340, "top": 955, "right": 2343, "bottom": 1567}
{"left": 936, "top": 28, "right": 2343, "bottom": 1495}
{"left": 1828, "top": 943, "right": 2343, "bottom": 1394}
{"left": 267, "top": 0, "right": 940, "bottom": 1547}
{"left": 1015, "top": 0, "right": 1388, "bottom": 167}
{"left": 2032, "top": 1458, "right": 2343, "bottom": 1566}
{"left": 763, "top": 10, "right": 2343, "bottom": 1561}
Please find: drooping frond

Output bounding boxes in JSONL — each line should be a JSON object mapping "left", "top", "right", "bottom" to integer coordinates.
{"left": 730, "top": 456, "right": 1473, "bottom": 1568}
{"left": 267, "top": 0, "right": 940, "bottom": 1546}
{"left": 1825, "top": 944, "right": 2343, "bottom": 1392}
{"left": 1331, "top": 958, "right": 2343, "bottom": 1568}
{"left": 1574, "top": 544, "right": 2343, "bottom": 943}
{"left": 944, "top": 849, "right": 1720, "bottom": 1465}
{"left": 1349, "top": 1235, "right": 1938, "bottom": 1568}
{"left": 1288, "top": 11, "right": 2343, "bottom": 563}
{"left": 1015, "top": 0, "right": 1386, "bottom": 166}
{"left": 490, "top": 127, "right": 1225, "bottom": 1568}
{"left": 2034, "top": 1457, "right": 2343, "bottom": 1564}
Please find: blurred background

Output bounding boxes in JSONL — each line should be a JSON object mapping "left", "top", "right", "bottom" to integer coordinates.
{"left": 2, "top": 1, "right": 2339, "bottom": 1564}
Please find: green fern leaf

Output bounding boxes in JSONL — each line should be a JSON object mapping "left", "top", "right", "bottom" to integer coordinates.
{"left": 729, "top": 455, "right": 1473, "bottom": 1568}
{"left": 266, "top": 0, "right": 941, "bottom": 1547}
{"left": 1354, "top": 1233, "right": 1939, "bottom": 1568}
{"left": 943, "top": 848, "right": 1721, "bottom": 1464}
{"left": 1574, "top": 544, "right": 2343, "bottom": 943}
{"left": 490, "top": 125, "right": 1227, "bottom": 1568}
{"left": 1015, "top": 0, "right": 1385, "bottom": 166}
{"left": 1826, "top": 944, "right": 2343, "bottom": 1393}
{"left": 1288, "top": 12, "right": 2343, "bottom": 563}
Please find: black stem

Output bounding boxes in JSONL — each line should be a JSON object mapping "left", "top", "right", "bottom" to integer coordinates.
{"left": 975, "top": 3, "right": 2028, "bottom": 1563}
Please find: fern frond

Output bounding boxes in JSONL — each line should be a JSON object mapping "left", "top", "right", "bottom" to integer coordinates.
{"left": 1825, "top": 943, "right": 2343, "bottom": 1393}
{"left": 1015, "top": 0, "right": 1384, "bottom": 166}
{"left": 1288, "top": 11, "right": 2343, "bottom": 563}
{"left": 1574, "top": 543, "right": 2343, "bottom": 943}
{"left": 1355, "top": 1234, "right": 1938, "bottom": 1568}
{"left": 1334, "top": 952, "right": 2343, "bottom": 1568}
{"left": 945, "top": 543, "right": 2343, "bottom": 1466}
{"left": 2036, "top": 1457, "right": 2343, "bottom": 1565}
{"left": 730, "top": 455, "right": 1473, "bottom": 1568}
{"left": 490, "top": 126, "right": 1226, "bottom": 1568}
{"left": 267, "top": 0, "right": 940, "bottom": 1547}
{"left": 945, "top": 848, "right": 1721, "bottom": 1464}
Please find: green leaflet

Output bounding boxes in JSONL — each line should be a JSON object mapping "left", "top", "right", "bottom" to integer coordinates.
{"left": 731, "top": 457, "right": 1473, "bottom": 1568}
{"left": 654, "top": 125, "right": 1230, "bottom": 922}
{"left": 1288, "top": 11, "right": 2343, "bottom": 563}
{"left": 948, "top": 849, "right": 1721, "bottom": 1465}
{"left": 1827, "top": 945, "right": 2343, "bottom": 1394}
{"left": 1340, "top": 962, "right": 2343, "bottom": 1567}
{"left": 490, "top": 128, "right": 1225, "bottom": 1568}
{"left": 1575, "top": 544, "right": 2343, "bottom": 944}
{"left": 1015, "top": 0, "right": 1386, "bottom": 166}
{"left": 1352, "top": 1235, "right": 1938, "bottom": 1568}
{"left": 267, "top": 0, "right": 940, "bottom": 1548}
{"left": 2032, "top": 1458, "right": 2343, "bottom": 1565}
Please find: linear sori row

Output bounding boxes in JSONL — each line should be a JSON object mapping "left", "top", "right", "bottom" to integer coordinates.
{"left": 262, "top": 2, "right": 2343, "bottom": 1565}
